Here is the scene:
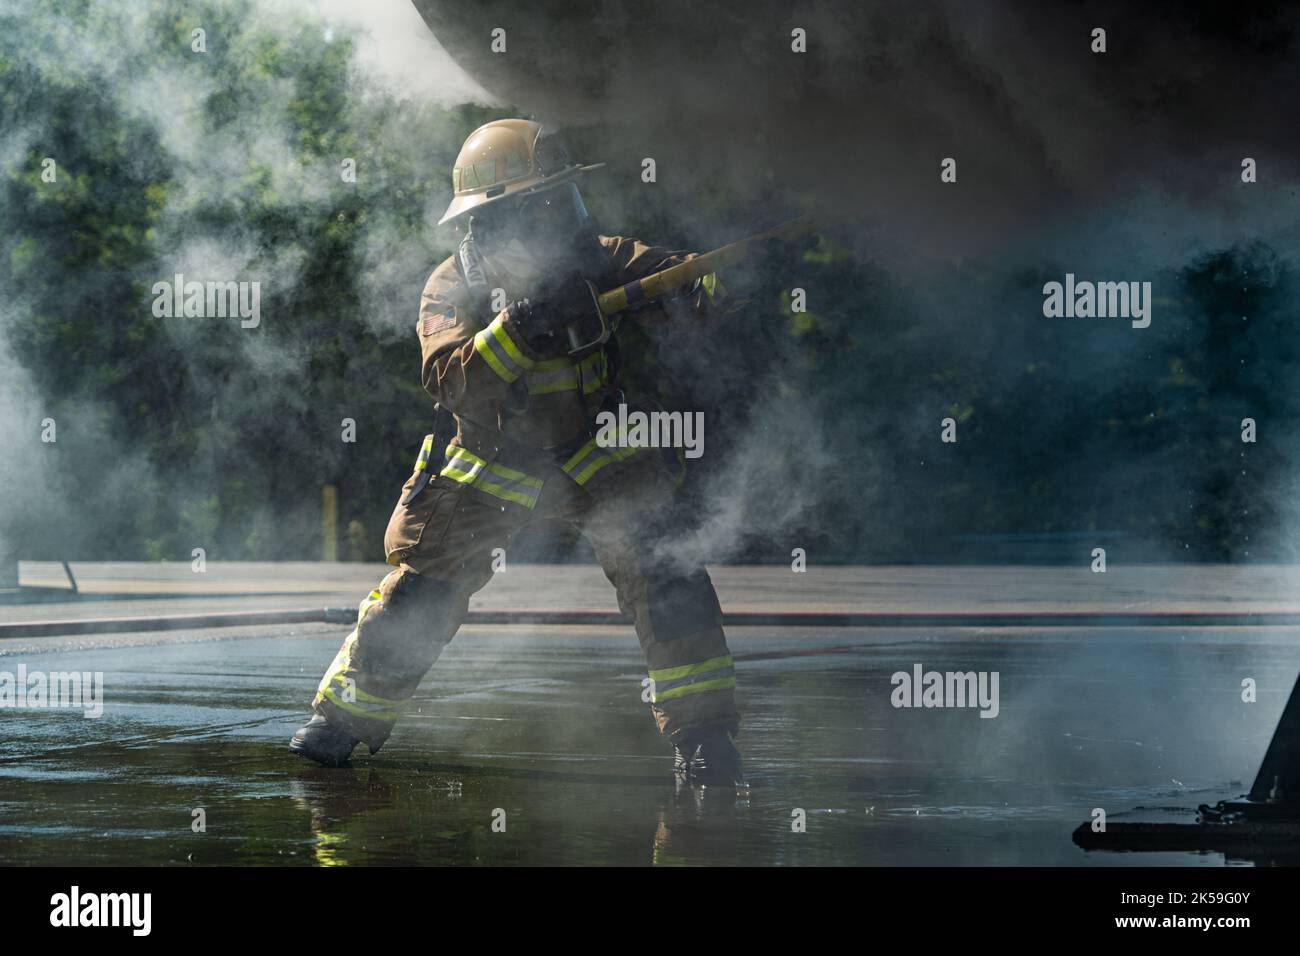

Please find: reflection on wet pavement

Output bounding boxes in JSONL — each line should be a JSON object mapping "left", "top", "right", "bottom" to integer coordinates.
{"left": 1, "top": 624, "right": 1295, "bottom": 865}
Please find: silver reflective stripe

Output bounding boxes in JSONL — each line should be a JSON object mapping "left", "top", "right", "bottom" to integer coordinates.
{"left": 414, "top": 435, "right": 434, "bottom": 472}
{"left": 561, "top": 435, "right": 641, "bottom": 486}
{"left": 527, "top": 365, "right": 579, "bottom": 389}
{"left": 526, "top": 352, "right": 608, "bottom": 395}
{"left": 563, "top": 445, "right": 606, "bottom": 479}
{"left": 472, "top": 316, "right": 535, "bottom": 383}
{"left": 442, "top": 448, "right": 487, "bottom": 484}
{"left": 439, "top": 445, "right": 543, "bottom": 509}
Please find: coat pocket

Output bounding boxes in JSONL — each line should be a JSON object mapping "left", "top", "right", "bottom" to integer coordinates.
{"left": 384, "top": 436, "right": 453, "bottom": 564}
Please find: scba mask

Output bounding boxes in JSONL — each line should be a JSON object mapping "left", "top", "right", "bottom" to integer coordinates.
{"left": 469, "top": 182, "right": 591, "bottom": 272}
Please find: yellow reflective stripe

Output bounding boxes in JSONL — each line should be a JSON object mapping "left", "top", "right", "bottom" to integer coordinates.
{"left": 528, "top": 377, "right": 576, "bottom": 395}
{"left": 482, "top": 464, "right": 543, "bottom": 506}
{"left": 315, "top": 628, "right": 403, "bottom": 721}
{"left": 562, "top": 437, "right": 600, "bottom": 472}
{"left": 649, "top": 654, "right": 736, "bottom": 702}
{"left": 414, "top": 435, "right": 434, "bottom": 472}
{"left": 443, "top": 462, "right": 485, "bottom": 487}
{"left": 561, "top": 434, "right": 637, "bottom": 486}
{"left": 439, "top": 444, "right": 543, "bottom": 509}
{"left": 330, "top": 674, "right": 398, "bottom": 709}
{"left": 473, "top": 329, "right": 516, "bottom": 382}
{"left": 316, "top": 631, "right": 356, "bottom": 699}
{"left": 701, "top": 272, "right": 724, "bottom": 300}
{"left": 445, "top": 444, "right": 488, "bottom": 471}
{"left": 443, "top": 445, "right": 543, "bottom": 490}
{"left": 471, "top": 315, "right": 535, "bottom": 383}
{"left": 527, "top": 357, "right": 573, "bottom": 393}
{"left": 649, "top": 655, "right": 734, "bottom": 683}
{"left": 483, "top": 458, "right": 543, "bottom": 488}
{"left": 316, "top": 631, "right": 403, "bottom": 721}
{"left": 525, "top": 351, "right": 608, "bottom": 396}
{"left": 443, "top": 458, "right": 479, "bottom": 479}
{"left": 526, "top": 362, "right": 579, "bottom": 394}
{"left": 576, "top": 446, "right": 636, "bottom": 484}
{"left": 325, "top": 671, "right": 401, "bottom": 708}
{"left": 562, "top": 433, "right": 639, "bottom": 486}
{"left": 472, "top": 479, "right": 538, "bottom": 508}
{"left": 320, "top": 684, "right": 401, "bottom": 722}
{"left": 357, "top": 589, "right": 382, "bottom": 625}
{"left": 532, "top": 357, "right": 571, "bottom": 371}
{"left": 490, "top": 316, "right": 533, "bottom": 370}
{"left": 653, "top": 675, "right": 736, "bottom": 702}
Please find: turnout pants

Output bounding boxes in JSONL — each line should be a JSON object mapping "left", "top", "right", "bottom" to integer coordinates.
{"left": 311, "top": 440, "right": 739, "bottom": 751}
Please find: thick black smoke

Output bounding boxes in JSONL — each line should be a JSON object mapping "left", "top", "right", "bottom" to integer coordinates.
{"left": 415, "top": 0, "right": 1300, "bottom": 244}
{"left": 416, "top": 0, "right": 1300, "bottom": 565}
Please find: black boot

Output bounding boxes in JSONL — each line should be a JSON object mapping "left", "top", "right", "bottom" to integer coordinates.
{"left": 673, "top": 724, "right": 746, "bottom": 787}
{"left": 289, "top": 714, "right": 362, "bottom": 767}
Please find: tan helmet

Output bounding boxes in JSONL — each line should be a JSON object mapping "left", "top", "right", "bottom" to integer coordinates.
{"left": 438, "top": 118, "right": 603, "bottom": 226}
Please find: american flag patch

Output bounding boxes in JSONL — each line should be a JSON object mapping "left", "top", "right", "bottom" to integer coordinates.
{"left": 421, "top": 309, "right": 456, "bottom": 336}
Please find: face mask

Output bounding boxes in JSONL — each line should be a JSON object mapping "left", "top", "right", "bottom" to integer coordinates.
{"left": 489, "top": 237, "right": 541, "bottom": 282}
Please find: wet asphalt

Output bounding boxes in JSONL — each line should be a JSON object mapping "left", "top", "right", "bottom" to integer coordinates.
{"left": 2, "top": 615, "right": 1296, "bottom": 865}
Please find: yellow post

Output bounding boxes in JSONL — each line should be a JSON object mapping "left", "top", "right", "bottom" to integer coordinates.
{"left": 0, "top": 542, "right": 16, "bottom": 588}
{"left": 321, "top": 485, "right": 338, "bottom": 562}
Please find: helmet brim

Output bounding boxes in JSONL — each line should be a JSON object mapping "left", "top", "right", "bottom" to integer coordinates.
{"left": 437, "top": 163, "right": 604, "bottom": 226}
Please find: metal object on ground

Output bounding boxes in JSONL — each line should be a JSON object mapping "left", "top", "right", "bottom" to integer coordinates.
{"left": 1072, "top": 815, "right": 1300, "bottom": 863}
{"left": 1073, "top": 669, "right": 1300, "bottom": 856}
{"left": 1249, "top": 668, "right": 1300, "bottom": 806}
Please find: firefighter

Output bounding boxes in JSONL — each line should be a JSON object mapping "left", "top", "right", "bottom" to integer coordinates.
{"left": 290, "top": 119, "right": 743, "bottom": 785}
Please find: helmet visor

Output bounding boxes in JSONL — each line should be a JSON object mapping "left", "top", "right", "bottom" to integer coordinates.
{"left": 516, "top": 182, "right": 589, "bottom": 248}
{"left": 467, "top": 183, "right": 588, "bottom": 254}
